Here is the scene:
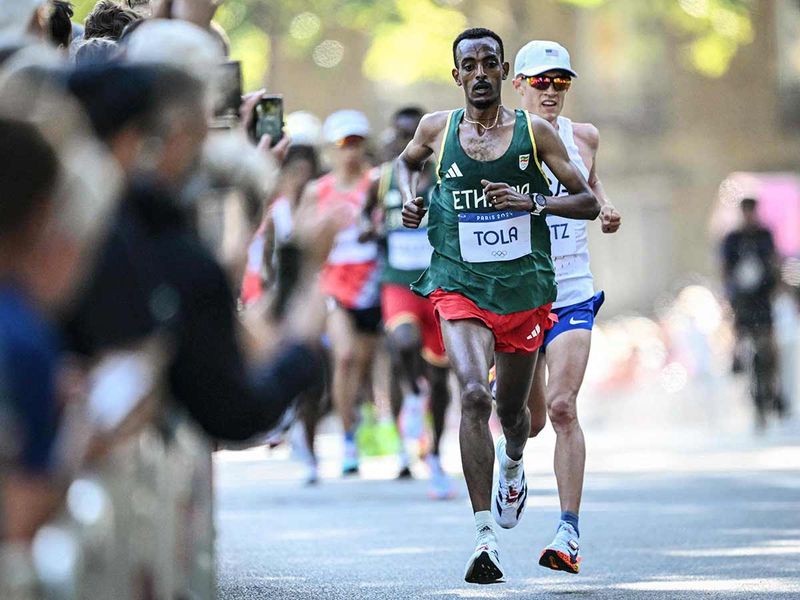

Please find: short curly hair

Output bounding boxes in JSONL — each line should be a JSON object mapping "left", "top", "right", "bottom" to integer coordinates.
{"left": 84, "top": 0, "right": 140, "bottom": 41}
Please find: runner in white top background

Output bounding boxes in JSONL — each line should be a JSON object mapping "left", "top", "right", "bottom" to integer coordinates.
{"left": 512, "top": 39, "right": 622, "bottom": 574}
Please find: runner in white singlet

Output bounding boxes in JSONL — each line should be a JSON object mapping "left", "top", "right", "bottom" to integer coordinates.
{"left": 512, "top": 40, "right": 621, "bottom": 574}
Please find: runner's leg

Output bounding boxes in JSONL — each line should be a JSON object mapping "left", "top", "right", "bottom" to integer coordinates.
{"left": 438, "top": 317, "right": 494, "bottom": 512}
{"left": 328, "top": 307, "right": 360, "bottom": 435}
{"left": 387, "top": 321, "right": 424, "bottom": 396}
{"left": 527, "top": 353, "right": 548, "bottom": 438}
{"left": 328, "top": 307, "right": 376, "bottom": 473}
{"left": 545, "top": 329, "right": 591, "bottom": 514}
{"left": 493, "top": 352, "right": 537, "bottom": 461}
{"left": 538, "top": 328, "right": 590, "bottom": 573}
{"left": 427, "top": 363, "right": 450, "bottom": 457}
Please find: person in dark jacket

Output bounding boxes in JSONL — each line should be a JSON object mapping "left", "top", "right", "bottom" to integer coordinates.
{"left": 64, "top": 63, "right": 337, "bottom": 441}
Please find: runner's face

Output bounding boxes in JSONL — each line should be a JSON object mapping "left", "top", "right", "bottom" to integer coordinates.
{"left": 335, "top": 137, "right": 366, "bottom": 170}
{"left": 453, "top": 38, "right": 508, "bottom": 110}
{"left": 514, "top": 69, "right": 570, "bottom": 123}
{"left": 391, "top": 115, "right": 420, "bottom": 156}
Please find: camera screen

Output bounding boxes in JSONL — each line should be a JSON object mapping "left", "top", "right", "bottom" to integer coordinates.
{"left": 214, "top": 61, "right": 242, "bottom": 119}
{"left": 255, "top": 97, "right": 283, "bottom": 145}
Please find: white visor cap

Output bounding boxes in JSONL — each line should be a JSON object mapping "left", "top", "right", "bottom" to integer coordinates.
{"left": 323, "top": 109, "right": 369, "bottom": 144}
{"left": 514, "top": 40, "right": 577, "bottom": 78}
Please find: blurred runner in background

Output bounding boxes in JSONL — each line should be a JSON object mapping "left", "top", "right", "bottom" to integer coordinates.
{"left": 361, "top": 107, "right": 455, "bottom": 499}
{"left": 721, "top": 197, "right": 787, "bottom": 429}
{"left": 299, "top": 110, "right": 380, "bottom": 476}
{"left": 512, "top": 40, "right": 621, "bottom": 574}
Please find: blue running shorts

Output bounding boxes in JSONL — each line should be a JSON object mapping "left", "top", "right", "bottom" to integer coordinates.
{"left": 542, "top": 290, "right": 605, "bottom": 351}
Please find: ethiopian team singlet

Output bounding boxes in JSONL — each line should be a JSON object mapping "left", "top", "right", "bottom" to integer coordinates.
{"left": 412, "top": 109, "right": 555, "bottom": 315}
{"left": 377, "top": 162, "right": 434, "bottom": 287}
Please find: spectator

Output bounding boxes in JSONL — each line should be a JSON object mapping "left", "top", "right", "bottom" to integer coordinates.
{"left": 64, "top": 63, "right": 339, "bottom": 442}
{"left": 74, "top": 36, "right": 119, "bottom": 66}
{"left": 0, "top": 118, "right": 63, "bottom": 542}
{"left": 0, "top": 0, "right": 48, "bottom": 41}
{"left": 124, "top": 18, "right": 222, "bottom": 83}
{"left": 126, "top": 0, "right": 151, "bottom": 17}
{"left": 47, "top": 0, "right": 73, "bottom": 50}
{"left": 0, "top": 77, "right": 120, "bottom": 539}
{"left": 84, "top": 0, "right": 140, "bottom": 41}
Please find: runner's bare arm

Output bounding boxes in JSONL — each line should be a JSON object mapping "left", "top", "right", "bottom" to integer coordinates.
{"left": 358, "top": 173, "right": 382, "bottom": 242}
{"left": 262, "top": 212, "right": 277, "bottom": 286}
{"left": 574, "top": 123, "right": 620, "bottom": 233}
{"left": 531, "top": 116, "right": 599, "bottom": 219}
{"left": 296, "top": 180, "right": 319, "bottom": 220}
{"left": 399, "top": 112, "right": 449, "bottom": 228}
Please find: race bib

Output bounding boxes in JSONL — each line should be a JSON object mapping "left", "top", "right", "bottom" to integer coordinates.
{"left": 458, "top": 211, "right": 531, "bottom": 263}
{"left": 328, "top": 225, "right": 378, "bottom": 264}
{"left": 547, "top": 215, "right": 578, "bottom": 258}
{"left": 387, "top": 229, "right": 433, "bottom": 271}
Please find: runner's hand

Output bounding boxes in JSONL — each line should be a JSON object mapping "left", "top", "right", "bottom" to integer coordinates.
{"left": 357, "top": 226, "right": 379, "bottom": 243}
{"left": 599, "top": 204, "right": 621, "bottom": 233}
{"left": 402, "top": 197, "right": 426, "bottom": 229}
{"left": 482, "top": 179, "right": 533, "bottom": 212}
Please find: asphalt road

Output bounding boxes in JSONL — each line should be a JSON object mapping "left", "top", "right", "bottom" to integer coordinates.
{"left": 215, "top": 416, "right": 800, "bottom": 600}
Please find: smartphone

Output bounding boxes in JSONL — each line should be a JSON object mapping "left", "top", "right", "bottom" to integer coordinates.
{"left": 250, "top": 94, "right": 284, "bottom": 147}
{"left": 214, "top": 61, "right": 242, "bottom": 120}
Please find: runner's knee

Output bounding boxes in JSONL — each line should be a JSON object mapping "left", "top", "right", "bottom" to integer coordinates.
{"left": 461, "top": 381, "right": 492, "bottom": 420}
{"left": 389, "top": 323, "right": 421, "bottom": 355}
{"left": 529, "top": 411, "right": 546, "bottom": 437}
{"left": 333, "top": 347, "right": 357, "bottom": 372}
{"left": 548, "top": 393, "right": 578, "bottom": 430}
{"left": 496, "top": 401, "right": 528, "bottom": 431}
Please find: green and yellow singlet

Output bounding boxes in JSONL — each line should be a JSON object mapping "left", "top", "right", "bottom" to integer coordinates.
{"left": 411, "top": 108, "right": 556, "bottom": 314}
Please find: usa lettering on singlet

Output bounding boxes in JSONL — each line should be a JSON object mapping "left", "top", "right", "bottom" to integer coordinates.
{"left": 541, "top": 115, "right": 595, "bottom": 309}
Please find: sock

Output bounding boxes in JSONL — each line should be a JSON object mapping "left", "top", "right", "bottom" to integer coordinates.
{"left": 398, "top": 445, "right": 410, "bottom": 470}
{"left": 501, "top": 450, "right": 523, "bottom": 479}
{"left": 344, "top": 431, "right": 358, "bottom": 461}
{"left": 474, "top": 511, "right": 496, "bottom": 544}
{"left": 426, "top": 453, "right": 442, "bottom": 474}
{"left": 561, "top": 511, "right": 579, "bottom": 537}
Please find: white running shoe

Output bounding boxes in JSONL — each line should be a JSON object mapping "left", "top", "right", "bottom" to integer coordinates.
{"left": 491, "top": 436, "right": 528, "bottom": 529}
{"left": 464, "top": 531, "right": 504, "bottom": 584}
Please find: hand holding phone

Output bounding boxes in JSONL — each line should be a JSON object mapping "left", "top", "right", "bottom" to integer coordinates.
{"left": 250, "top": 94, "right": 284, "bottom": 147}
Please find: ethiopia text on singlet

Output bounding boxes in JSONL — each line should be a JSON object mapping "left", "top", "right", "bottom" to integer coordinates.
{"left": 412, "top": 108, "right": 556, "bottom": 315}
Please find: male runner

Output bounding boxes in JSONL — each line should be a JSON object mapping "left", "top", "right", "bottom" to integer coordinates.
{"left": 361, "top": 107, "right": 454, "bottom": 499}
{"left": 512, "top": 40, "right": 621, "bottom": 574}
{"left": 299, "top": 110, "right": 380, "bottom": 476}
{"left": 399, "top": 28, "right": 599, "bottom": 583}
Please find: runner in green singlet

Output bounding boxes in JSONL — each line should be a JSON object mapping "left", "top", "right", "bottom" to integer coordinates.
{"left": 361, "top": 107, "right": 455, "bottom": 499}
{"left": 398, "top": 27, "right": 600, "bottom": 584}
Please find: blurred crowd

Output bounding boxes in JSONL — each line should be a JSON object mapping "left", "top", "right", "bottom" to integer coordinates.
{"left": 0, "top": 0, "right": 356, "bottom": 595}
{"left": 1, "top": 1, "right": 799, "bottom": 598}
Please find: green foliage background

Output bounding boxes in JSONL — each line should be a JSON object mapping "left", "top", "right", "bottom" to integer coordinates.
{"left": 71, "top": 0, "right": 755, "bottom": 88}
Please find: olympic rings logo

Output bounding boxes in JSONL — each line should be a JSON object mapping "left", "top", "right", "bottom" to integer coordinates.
{"left": 491, "top": 250, "right": 508, "bottom": 257}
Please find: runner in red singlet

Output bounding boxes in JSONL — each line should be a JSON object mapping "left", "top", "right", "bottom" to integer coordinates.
{"left": 299, "top": 110, "right": 381, "bottom": 476}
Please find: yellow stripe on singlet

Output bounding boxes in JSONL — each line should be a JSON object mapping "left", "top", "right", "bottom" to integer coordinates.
{"left": 435, "top": 110, "right": 454, "bottom": 183}
{"left": 377, "top": 162, "right": 393, "bottom": 201}
{"left": 525, "top": 111, "right": 551, "bottom": 187}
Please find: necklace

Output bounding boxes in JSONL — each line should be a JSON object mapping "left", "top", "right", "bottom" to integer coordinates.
{"left": 463, "top": 105, "right": 503, "bottom": 131}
